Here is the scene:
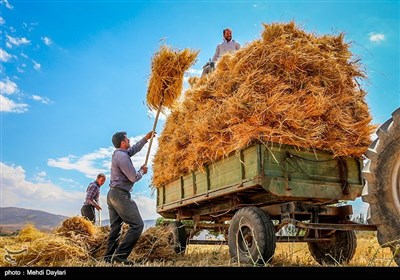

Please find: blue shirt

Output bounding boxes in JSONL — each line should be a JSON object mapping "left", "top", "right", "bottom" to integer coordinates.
{"left": 109, "top": 137, "right": 148, "bottom": 192}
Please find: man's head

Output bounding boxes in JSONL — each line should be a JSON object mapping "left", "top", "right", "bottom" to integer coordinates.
{"left": 112, "top": 131, "right": 130, "bottom": 149}
{"left": 96, "top": 173, "right": 106, "bottom": 186}
{"left": 223, "top": 28, "right": 233, "bottom": 42}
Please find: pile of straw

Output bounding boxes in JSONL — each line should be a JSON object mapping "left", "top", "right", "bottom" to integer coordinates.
{"left": 146, "top": 45, "right": 199, "bottom": 111}
{"left": 54, "top": 216, "right": 97, "bottom": 237}
{"left": 54, "top": 216, "right": 109, "bottom": 259}
{"left": 16, "top": 224, "right": 46, "bottom": 242}
{"left": 131, "top": 225, "right": 180, "bottom": 262}
{"left": 0, "top": 218, "right": 180, "bottom": 266}
{"left": 14, "top": 235, "right": 89, "bottom": 266}
{"left": 151, "top": 21, "right": 376, "bottom": 187}
{"left": 0, "top": 222, "right": 90, "bottom": 266}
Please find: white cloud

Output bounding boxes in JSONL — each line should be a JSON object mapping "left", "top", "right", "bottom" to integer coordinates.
{"left": 1, "top": 0, "right": 14, "bottom": 9}
{"left": 0, "top": 162, "right": 83, "bottom": 217}
{"left": 32, "top": 170, "right": 48, "bottom": 183}
{"left": 16, "top": 67, "right": 25, "bottom": 73}
{"left": 0, "top": 162, "right": 160, "bottom": 220}
{"left": 32, "top": 60, "right": 41, "bottom": 70}
{"left": 187, "top": 67, "right": 202, "bottom": 77}
{"left": 0, "top": 77, "right": 18, "bottom": 94}
{"left": 6, "top": 35, "right": 30, "bottom": 47}
{"left": 41, "top": 36, "right": 53, "bottom": 46}
{"left": 59, "top": 177, "right": 82, "bottom": 189}
{"left": 22, "top": 21, "right": 38, "bottom": 32}
{"left": 48, "top": 153, "right": 111, "bottom": 180}
{"left": 0, "top": 94, "right": 28, "bottom": 113}
{"left": 147, "top": 107, "right": 169, "bottom": 121}
{"left": 0, "top": 17, "right": 5, "bottom": 25}
{"left": 134, "top": 195, "right": 160, "bottom": 220}
{"left": 0, "top": 48, "right": 13, "bottom": 62}
{"left": 48, "top": 135, "right": 158, "bottom": 179}
{"left": 0, "top": 78, "right": 29, "bottom": 113}
{"left": 36, "top": 171, "right": 47, "bottom": 177}
{"left": 31, "top": 94, "right": 50, "bottom": 104}
{"left": 369, "top": 32, "right": 385, "bottom": 43}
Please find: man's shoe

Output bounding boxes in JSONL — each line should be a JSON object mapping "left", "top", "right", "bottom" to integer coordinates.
{"left": 111, "top": 256, "right": 134, "bottom": 265}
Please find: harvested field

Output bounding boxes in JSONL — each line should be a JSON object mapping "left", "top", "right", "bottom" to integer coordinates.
{"left": 0, "top": 218, "right": 396, "bottom": 267}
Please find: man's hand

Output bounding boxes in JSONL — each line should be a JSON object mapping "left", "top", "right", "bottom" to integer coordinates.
{"left": 145, "top": 131, "right": 157, "bottom": 140}
{"left": 95, "top": 205, "right": 102, "bottom": 211}
{"left": 140, "top": 165, "right": 148, "bottom": 175}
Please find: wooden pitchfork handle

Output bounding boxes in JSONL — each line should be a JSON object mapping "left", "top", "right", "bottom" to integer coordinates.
{"left": 144, "top": 100, "right": 163, "bottom": 167}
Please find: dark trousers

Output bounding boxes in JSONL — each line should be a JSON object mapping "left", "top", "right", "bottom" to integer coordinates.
{"left": 81, "top": 204, "right": 96, "bottom": 223}
{"left": 104, "top": 188, "right": 144, "bottom": 260}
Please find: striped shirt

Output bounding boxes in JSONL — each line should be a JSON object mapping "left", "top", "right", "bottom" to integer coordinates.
{"left": 84, "top": 181, "right": 100, "bottom": 206}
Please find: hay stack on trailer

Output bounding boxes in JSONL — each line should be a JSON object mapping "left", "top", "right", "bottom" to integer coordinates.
{"left": 150, "top": 21, "right": 376, "bottom": 188}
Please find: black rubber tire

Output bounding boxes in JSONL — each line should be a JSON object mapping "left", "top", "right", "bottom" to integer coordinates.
{"left": 228, "top": 207, "right": 276, "bottom": 265}
{"left": 307, "top": 230, "right": 357, "bottom": 265}
{"left": 167, "top": 221, "right": 187, "bottom": 254}
{"left": 362, "top": 107, "right": 400, "bottom": 266}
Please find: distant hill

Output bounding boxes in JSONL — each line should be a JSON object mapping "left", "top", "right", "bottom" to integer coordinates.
{"left": 0, "top": 207, "right": 68, "bottom": 234}
{"left": 0, "top": 207, "right": 157, "bottom": 234}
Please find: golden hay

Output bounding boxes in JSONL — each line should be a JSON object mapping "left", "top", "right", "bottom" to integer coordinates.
{"left": 151, "top": 21, "right": 376, "bottom": 187}
{"left": 54, "top": 216, "right": 97, "bottom": 237}
{"left": 0, "top": 220, "right": 109, "bottom": 266}
{"left": 146, "top": 45, "right": 199, "bottom": 110}
{"left": 84, "top": 226, "right": 110, "bottom": 259}
{"left": 0, "top": 223, "right": 90, "bottom": 267}
{"left": 0, "top": 238, "right": 29, "bottom": 267}
{"left": 16, "top": 224, "right": 46, "bottom": 242}
{"left": 14, "top": 235, "right": 89, "bottom": 266}
{"left": 130, "top": 226, "right": 179, "bottom": 262}
{"left": 53, "top": 217, "right": 110, "bottom": 260}
{"left": 0, "top": 221, "right": 183, "bottom": 266}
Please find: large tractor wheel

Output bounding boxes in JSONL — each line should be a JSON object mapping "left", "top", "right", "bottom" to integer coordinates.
{"left": 362, "top": 107, "right": 400, "bottom": 266}
{"left": 228, "top": 207, "right": 276, "bottom": 265}
{"left": 166, "top": 221, "right": 187, "bottom": 254}
{"left": 308, "top": 230, "right": 357, "bottom": 265}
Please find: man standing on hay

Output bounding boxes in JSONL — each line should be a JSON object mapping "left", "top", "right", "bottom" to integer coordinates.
{"left": 202, "top": 28, "right": 241, "bottom": 76}
{"left": 104, "top": 131, "right": 155, "bottom": 265}
{"left": 212, "top": 27, "right": 241, "bottom": 63}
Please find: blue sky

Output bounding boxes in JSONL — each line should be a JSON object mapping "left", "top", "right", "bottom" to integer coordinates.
{"left": 1, "top": 0, "right": 399, "bottom": 222}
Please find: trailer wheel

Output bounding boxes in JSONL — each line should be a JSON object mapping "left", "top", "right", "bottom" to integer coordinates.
{"left": 167, "top": 221, "right": 187, "bottom": 254}
{"left": 308, "top": 230, "right": 357, "bottom": 265}
{"left": 362, "top": 107, "right": 400, "bottom": 266}
{"left": 228, "top": 207, "right": 276, "bottom": 265}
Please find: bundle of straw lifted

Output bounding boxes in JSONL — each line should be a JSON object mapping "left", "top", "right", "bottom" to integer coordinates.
{"left": 144, "top": 45, "right": 198, "bottom": 166}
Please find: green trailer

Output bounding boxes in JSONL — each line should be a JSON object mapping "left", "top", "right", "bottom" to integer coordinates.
{"left": 156, "top": 142, "right": 375, "bottom": 265}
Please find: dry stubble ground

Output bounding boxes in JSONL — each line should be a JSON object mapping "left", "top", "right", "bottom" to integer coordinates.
{"left": 107, "top": 232, "right": 396, "bottom": 267}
